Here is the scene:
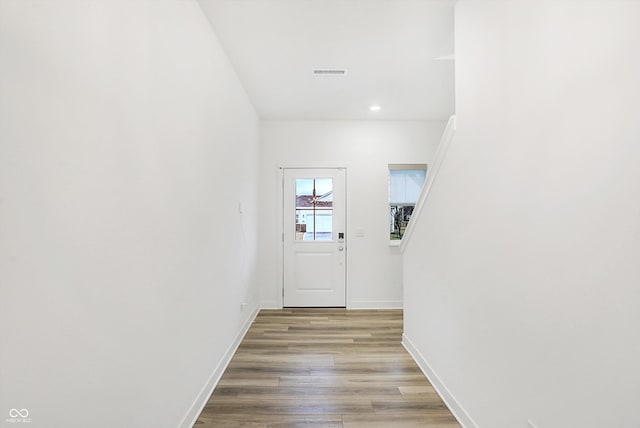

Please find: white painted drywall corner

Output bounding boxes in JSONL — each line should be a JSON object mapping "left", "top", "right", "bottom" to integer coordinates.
{"left": 404, "top": 1, "right": 640, "bottom": 427}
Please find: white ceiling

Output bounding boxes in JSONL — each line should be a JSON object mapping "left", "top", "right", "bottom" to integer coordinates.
{"left": 198, "top": 0, "right": 455, "bottom": 121}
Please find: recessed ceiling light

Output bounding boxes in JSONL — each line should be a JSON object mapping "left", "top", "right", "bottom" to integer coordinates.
{"left": 370, "top": 105, "right": 381, "bottom": 112}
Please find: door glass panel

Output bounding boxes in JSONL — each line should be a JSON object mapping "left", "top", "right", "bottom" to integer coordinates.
{"left": 296, "top": 178, "right": 333, "bottom": 241}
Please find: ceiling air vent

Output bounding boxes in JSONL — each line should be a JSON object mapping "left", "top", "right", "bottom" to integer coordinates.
{"left": 313, "top": 69, "right": 347, "bottom": 75}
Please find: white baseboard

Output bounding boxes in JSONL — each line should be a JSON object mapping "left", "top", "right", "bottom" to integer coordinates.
{"left": 261, "top": 300, "right": 403, "bottom": 310}
{"left": 348, "top": 300, "right": 403, "bottom": 309}
{"left": 262, "top": 300, "right": 403, "bottom": 310}
{"left": 402, "top": 334, "right": 478, "bottom": 428}
{"left": 178, "top": 304, "right": 260, "bottom": 428}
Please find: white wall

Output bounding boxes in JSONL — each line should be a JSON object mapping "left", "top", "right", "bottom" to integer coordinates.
{"left": 0, "top": 2, "right": 259, "bottom": 427}
{"left": 259, "top": 120, "right": 445, "bottom": 309}
{"left": 404, "top": 1, "right": 640, "bottom": 427}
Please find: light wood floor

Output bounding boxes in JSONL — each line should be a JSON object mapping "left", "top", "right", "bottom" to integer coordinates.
{"left": 194, "top": 309, "right": 460, "bottom": 428}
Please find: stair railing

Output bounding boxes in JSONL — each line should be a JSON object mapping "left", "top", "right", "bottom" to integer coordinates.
{"left": 400, "top": 115, "right": 456, "bottom": 253}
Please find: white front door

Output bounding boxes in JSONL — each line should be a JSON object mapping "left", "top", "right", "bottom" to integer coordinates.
{"left": 283, "top": 168, "right": 346, "bottom": 307}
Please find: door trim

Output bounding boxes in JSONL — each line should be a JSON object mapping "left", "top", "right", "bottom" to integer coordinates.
{"left": 276, "top": 165, "right": 349, "bottom": 309}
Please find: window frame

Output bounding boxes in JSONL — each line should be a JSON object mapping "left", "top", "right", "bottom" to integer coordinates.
{"left": 388, "top": 164, "right": 428, "bottom": 242}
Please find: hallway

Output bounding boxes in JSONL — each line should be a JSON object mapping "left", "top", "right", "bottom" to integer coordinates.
{"left": 195, "top": 309, "right": 459, "bottom": 427}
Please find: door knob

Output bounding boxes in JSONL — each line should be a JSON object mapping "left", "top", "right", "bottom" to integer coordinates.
{"left": 339, "top": 246, "right": 344, "bottom": 251}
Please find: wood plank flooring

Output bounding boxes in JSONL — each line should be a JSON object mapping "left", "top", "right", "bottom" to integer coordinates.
{"left": 194, "top": 309, "right": 460, "bottom": 427}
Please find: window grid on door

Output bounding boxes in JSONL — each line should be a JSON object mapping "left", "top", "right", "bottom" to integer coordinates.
{"left": 295, "top": 178, "right": 333, "bottom": 241}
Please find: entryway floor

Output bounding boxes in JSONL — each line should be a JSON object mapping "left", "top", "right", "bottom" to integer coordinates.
{"left": 194, "top": 309, "right": 460, "bottom": 427}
